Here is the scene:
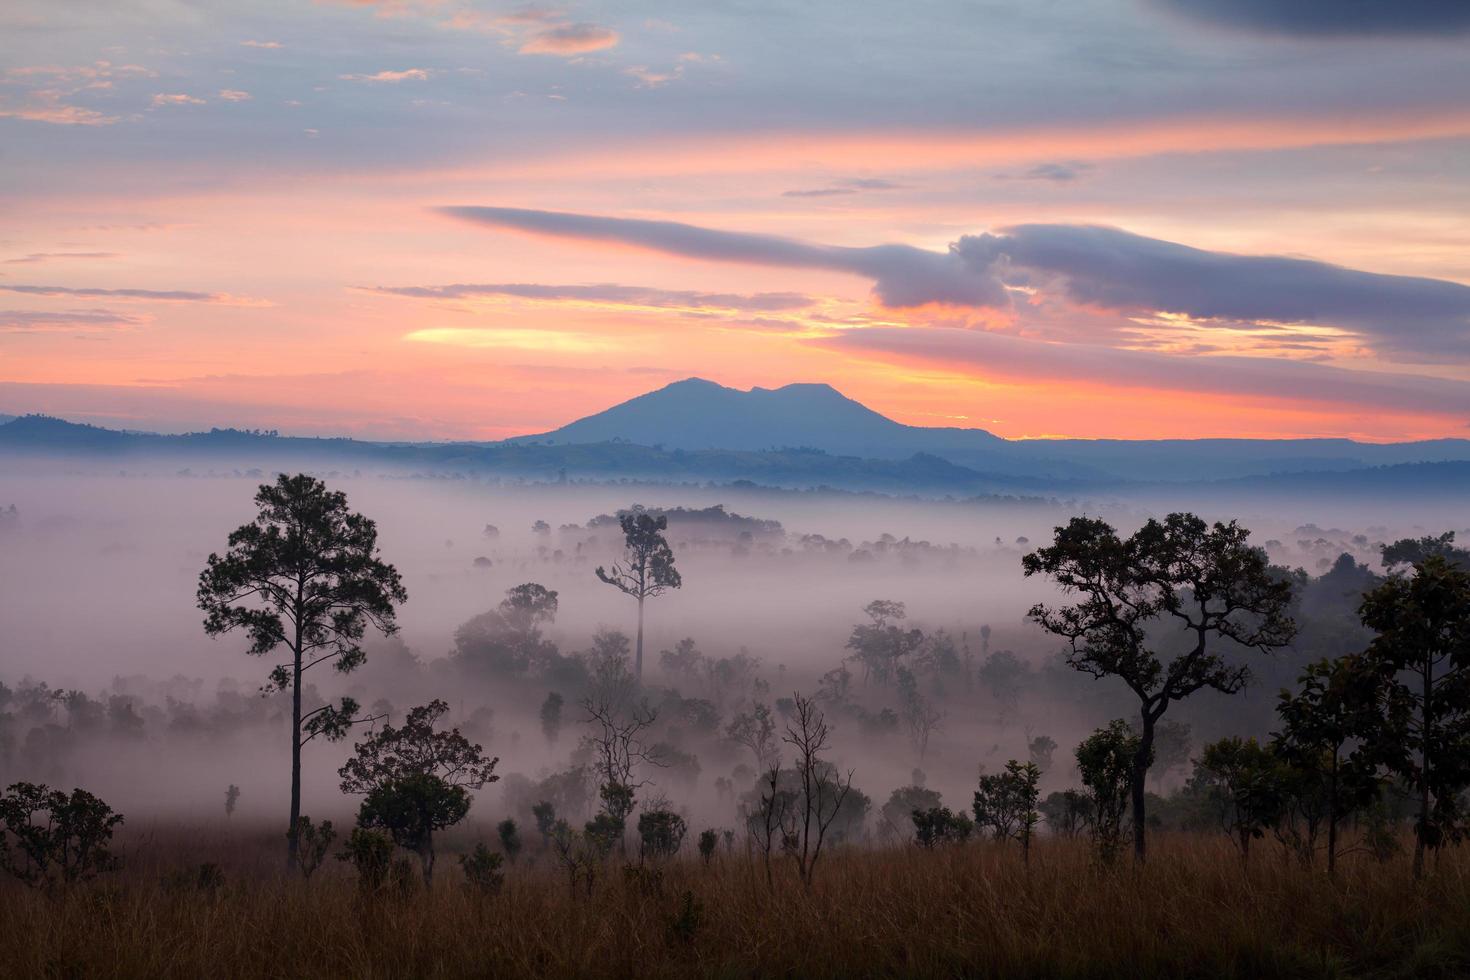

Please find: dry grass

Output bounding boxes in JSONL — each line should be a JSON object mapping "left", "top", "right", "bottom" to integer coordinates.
{"left": 4, "top": 825, "right": 1469, "bottom": 979}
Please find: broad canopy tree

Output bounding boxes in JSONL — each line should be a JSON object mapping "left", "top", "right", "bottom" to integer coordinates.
{"left": 595, "top": 511, "right": 682, "bottom": 680}
{"left": 1023, "top": 513, "right": 1296, "bottom": 861}
{"left": 339, "top": 699, "right": 499, "bottom": 885}
{"left": 197, "top": 473, "right": 407, "bottom": 870}
{"left": 1359, "top": 555, "right": 1470, "bottom": 879}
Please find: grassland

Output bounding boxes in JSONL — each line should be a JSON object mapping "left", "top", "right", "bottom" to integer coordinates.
{"left": 4, "top": 823, "right": 1470, "bottom": 979}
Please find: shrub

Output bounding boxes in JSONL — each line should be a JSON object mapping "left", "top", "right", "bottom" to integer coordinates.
{"left": 0, "top": 781, "right": 124, "bottom": 889}
{"left": 459, "top": 843, "right": 505, "bottom": 896}
{"left": 337, "top": 827, "right": 395, "bottom": 894}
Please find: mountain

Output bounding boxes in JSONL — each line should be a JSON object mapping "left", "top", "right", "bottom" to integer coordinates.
{"left": 516, "top": 378, "right": 1470, "bottom": 481}
{"left": 513, "top": 377, "right": 1007, "bottom": 459}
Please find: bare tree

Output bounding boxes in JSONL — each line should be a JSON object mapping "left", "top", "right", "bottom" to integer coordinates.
{"left": 783, "top": 692, "right": 854, "bottom": 889}
{"left": 750, "top": 763, "right": 793, "bottom": 891}
{"left": 580, "top": 694, "right": 666, "bottom": 851}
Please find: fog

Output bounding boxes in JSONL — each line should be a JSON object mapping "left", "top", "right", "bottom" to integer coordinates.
{"left": 2, "top": 461, "right": 1467, "bottom": 843}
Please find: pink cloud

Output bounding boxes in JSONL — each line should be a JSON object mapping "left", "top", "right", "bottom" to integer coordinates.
{"left": 338, "top": 69, "right": 430, "bottom": 83}
{"left": 519, "top": 23, "right": 619, "bottom": 55}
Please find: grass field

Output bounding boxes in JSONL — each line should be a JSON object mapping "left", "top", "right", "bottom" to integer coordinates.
{"left": 3, "top": 824, "right": 1469, "bottom": 979}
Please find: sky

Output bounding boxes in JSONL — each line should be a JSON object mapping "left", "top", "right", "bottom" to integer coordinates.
{"left": 2, "top": 0, "right": 1470, "bottom": 442}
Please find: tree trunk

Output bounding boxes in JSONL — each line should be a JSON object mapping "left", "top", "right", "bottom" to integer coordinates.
{"left": 635, "top": 595, "right": 645, "bottom": 681}
{"left": 1414, "top": 657, "right": 1432, "bottom": 881}
{"left": 421, "top": 835, "right": 435, "bottom": 888}
{"left": 288, "top": 636, "right": 303, "bottom": 874}
{"left": 1326, "top": 750, "right": 1339, "bottom": 879}
{"left": 1131, "top": 712, "right": 1155, "bottom": 863}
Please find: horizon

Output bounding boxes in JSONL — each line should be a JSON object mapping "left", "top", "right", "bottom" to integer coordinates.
{"left": 6, "top": 374, "right": 1470, "bottom": 447}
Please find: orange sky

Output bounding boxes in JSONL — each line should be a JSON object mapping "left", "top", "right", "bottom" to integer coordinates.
{"left": 3, "top": 0, "right": 1469, "bottom": 442}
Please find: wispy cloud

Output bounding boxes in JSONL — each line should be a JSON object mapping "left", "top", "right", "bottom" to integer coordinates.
{"left": 403, "top": 327, "right": 616, "bottom": 352}
{"left": 0, "top": 284, "right": 269, "bottom": 306}
{"left": 3, "top": 252, "right": 118, "bottom": 265}
{"left": 782, "top": 178, "right": 906, "bottom": 198}
{"left": 994, "top": 161, "right": 1093, "bottom": 182}
{"left": 0, "top": 308, "right": 147, "bottom": 333}
{"left": 367, "top": 281, "right": 815, "bottom": 312}
{"left": 217, "top": 89, "right": 252, "bottom": 102}
{"left": 442, "top": 205, "right": 1470, "bottom": 362}
{"left": 150, "top": 93, "right": 206, "bottom": 108}
{"left": 338, "top": 69, "right": 431, "bottom": 83}
{"left": 440, "top": 206, "right": 1006, "bottom": 309}
{"left": 240, "top": 40, "right": 283, "bottom": 49}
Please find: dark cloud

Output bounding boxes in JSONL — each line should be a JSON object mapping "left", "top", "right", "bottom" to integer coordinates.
{"left": 817, "top": 326, "right": 1470, "bottom": 417}
{"left": 441, "top": 206, "right": 1008, "bottom": 309}
{"left": 366, "top": 282, "right": 815, "bottom": 311}
{"left": 443, "top": 206, "right": 1470, "bottom": 360}
{"left": 1150, "top": 0, "right": 1470, "bottom": 37}
{"left": 956, "top": 224, "right": 1470, "bottom": 360}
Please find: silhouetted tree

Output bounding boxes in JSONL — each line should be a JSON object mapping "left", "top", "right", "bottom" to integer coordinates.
{"left": 596, "top": 511, "right": 682, "bottom": 680}
{"left": 339, "top": 700, "right": 499, "bottom": 885}
{"left": 197, "top": 474, "right": 406, "bottom": 871}
{"left": 1273, "top": 655, "right": 1383, "bottom": 876}
{"left": 973, "top": 760, "right": 1041, "bottom": 864}
{"left": 224, "top": 784, "right": 240, "bottom": 819}
{"left": 0, "top": 782, "right": 123, "bottom": 890}
{"left": 540, "top": 692, "right": 564, "bottom": 745}
{"left": 1360, "top": 556, "right": 1470, "bottom": 879}
{"left": 912, "top": 806, "right": 973, "bottom": 848}
{"left": 1024, "top": 513, "right": 1296, "bottom": 861}
{"left": 783, "top": 692, "right": 854, "bottom": 888}
{"left": 497, "top": 818, "right": 522, "bottom": 864}
{"left": 1039, "top": 790, "right": 1091, "bottom": 837}
{"left": 637, "top": 809, "right": 687, "bottom": 862}
{"left": 1194, "top": 737, "right": 1284, "bottom": 866}
{"left": 1076, "top": 720, "right": 1143, "bottom": 866}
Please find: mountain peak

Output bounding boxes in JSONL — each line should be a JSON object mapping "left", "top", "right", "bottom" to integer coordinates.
{"left": 517, "top": 378, "right": 1000, "bottom": 456}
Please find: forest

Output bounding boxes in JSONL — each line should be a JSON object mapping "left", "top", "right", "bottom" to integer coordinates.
{"left": 2, "top": 471, "right": 1469, "bottom": 978}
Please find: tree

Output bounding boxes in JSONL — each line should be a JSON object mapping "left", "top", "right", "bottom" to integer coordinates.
{"left": 0, "top": 782, "right": 123, "bottom": 890}
{"left": 1039, "top": 790, "right": 1091, "bottom": 837}
{"left": 1194, "top": 737, "right": 1283, "bottom": 865}
{"left": 1023, "top": 513, "right": 1296, "bottom": 861}
{"left": 497, "top": 818, "right": 522, "bottom": 864}
{"left": 224, "top": 784, "right": 240, "bottom": 819}
{"left": 1273, "top": 655, "right": 1383, "bottom": 876}
{"left": 198, "top": 473, "right": 407, "bottom": 871}
{"left": 637, "top": 809, "right": 687, "bottom": 861}
{"left": 540, "top": 692, "right": 565, "bottom": 745}
{"left": 1359, "top": 556, "right": 1470, "bottom": 879}
{"left": 845, "top": 600, "right": 924, "bottom": 686}
{"left": 339, "top": 700, "right": 499, "bottom": 885}
{"left": 595, "top": 511, "right": 682, "bottom": 680}
{"left": 1076, "top": 720, "right": 1143, "bottom": 866}
{"left": 782, "top": 692, "right": 855, "bottom": 889}
{"left": 912, "top": 806, "right": 974, "bottom": 848}
{"left": 973, "top": 761, "right": 1042, "bottom": 864}
{"left": 1027, "top": 734, "right": 1058, "bottom": 774}
{"left": 898, "top": 668, "right": 943, "bottom": 762}
{"left": 727, "top": 703, "right": 779, "bottom": 771}
{"left": 454, "top": 583, "right": 559, "bottom": 676}
{"left": 697, "top": 828, "right": 719, "bottom": 864}
{"left": 293, "top": 816, "right": 336, "bottom": 880}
